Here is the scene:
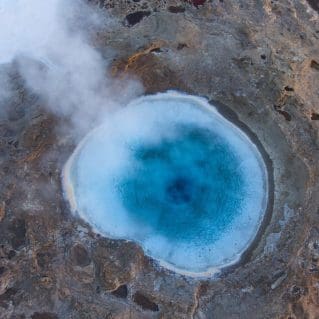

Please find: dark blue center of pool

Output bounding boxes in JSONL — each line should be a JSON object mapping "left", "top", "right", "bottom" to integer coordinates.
{"left": 117, "top": 126, "right": 246, "bottom": 242}
{"left": 166, "top": 176, "right": 193, "bottom": 204}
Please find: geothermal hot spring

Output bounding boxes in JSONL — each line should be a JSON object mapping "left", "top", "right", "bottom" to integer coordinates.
{"left": 63, "top": 91, "right": 268, "bottom": 276}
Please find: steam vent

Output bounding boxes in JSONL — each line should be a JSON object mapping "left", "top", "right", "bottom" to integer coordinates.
{"left": 0, "top": 0, "right": 319, "bottom": 318}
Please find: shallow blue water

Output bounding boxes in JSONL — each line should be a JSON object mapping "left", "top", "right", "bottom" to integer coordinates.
{"left": 63, "top": 92, "right": 267, "bottom": 275}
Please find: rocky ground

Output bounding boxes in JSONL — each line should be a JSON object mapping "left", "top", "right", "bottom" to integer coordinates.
{"left": 0, "top": 0, "right": 319, "bottom": 318}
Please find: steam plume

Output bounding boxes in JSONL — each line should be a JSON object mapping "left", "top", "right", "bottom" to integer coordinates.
{"left": 0, "top": 0, "right": 143, "bottom": 137}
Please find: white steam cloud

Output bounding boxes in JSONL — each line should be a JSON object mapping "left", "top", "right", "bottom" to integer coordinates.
{"left": 0, "top": 0, "right": 143, "bottom": 137}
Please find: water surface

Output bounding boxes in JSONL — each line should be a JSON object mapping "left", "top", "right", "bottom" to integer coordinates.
{"left": 63, "top": 92, "right": 268, "bottom": 275}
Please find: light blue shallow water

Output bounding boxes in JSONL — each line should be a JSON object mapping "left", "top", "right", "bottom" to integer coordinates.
{"left": 63, "top": 92, "right": 268, "bottom": 275}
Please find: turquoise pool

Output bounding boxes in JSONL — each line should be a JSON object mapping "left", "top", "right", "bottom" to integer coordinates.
{"left": 63, "top": 92, "right": 268, "bottom": 276}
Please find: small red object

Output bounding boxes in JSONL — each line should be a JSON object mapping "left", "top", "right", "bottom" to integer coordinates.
{"left": 187, "top": 0, "right": 206, "bottom": 7}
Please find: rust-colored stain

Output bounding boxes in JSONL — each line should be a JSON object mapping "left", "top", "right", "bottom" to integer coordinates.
{"left": 0, "top": 202, "right": 5, "bottom": 222}
{"left": 112, "top": 41, "right": 166, "bottom": 76}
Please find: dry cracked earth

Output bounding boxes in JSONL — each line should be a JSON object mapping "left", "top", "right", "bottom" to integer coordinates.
{"left": 0, "top": 0, "right": 319, "bottom": 318}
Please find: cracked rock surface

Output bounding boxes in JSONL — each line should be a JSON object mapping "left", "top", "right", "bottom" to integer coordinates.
{"left": 1, "top": 1, "right": 319, "bottom": 318}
